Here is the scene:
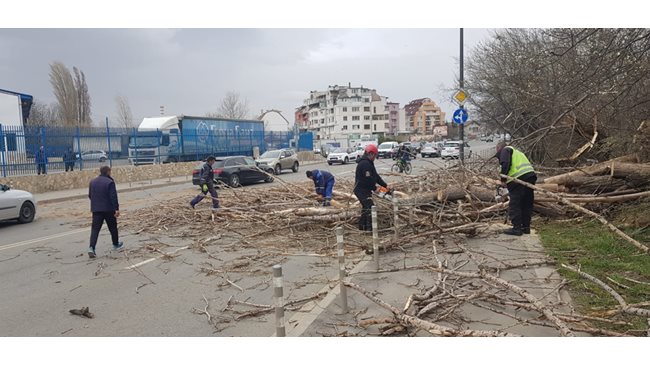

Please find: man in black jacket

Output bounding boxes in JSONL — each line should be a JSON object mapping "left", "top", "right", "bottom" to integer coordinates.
{"left": 88, "top": 166, "right": 123, "bottom": 258}
{"left": 354, "top": 144, "right": 389, "bottom": 231}
{"left": 190, "top": 156, "right": 220, "bottom": 210}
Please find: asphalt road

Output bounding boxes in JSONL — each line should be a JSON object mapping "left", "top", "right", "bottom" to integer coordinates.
{"left": 0, "top": 140, "right": 495, "bottom": 336}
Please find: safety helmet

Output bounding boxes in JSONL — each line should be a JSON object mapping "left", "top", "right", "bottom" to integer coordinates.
{"left": 364, "top": 144, "right": 378, "bottom": 155}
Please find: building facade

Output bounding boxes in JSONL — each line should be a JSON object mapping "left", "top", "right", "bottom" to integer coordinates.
{"left": 402, "top": 98, "right": 446, "bottom": 134}
{"left": 295, "top": 84, "right": 396, "bottom": 140}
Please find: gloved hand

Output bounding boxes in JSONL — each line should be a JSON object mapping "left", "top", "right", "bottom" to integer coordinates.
{"left": 202, "top": 184, "right": 208, "bottom": 193}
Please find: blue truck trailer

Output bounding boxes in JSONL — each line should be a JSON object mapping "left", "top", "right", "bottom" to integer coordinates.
{"left": 128, "top": 115, "right": 265, "bottom": 165}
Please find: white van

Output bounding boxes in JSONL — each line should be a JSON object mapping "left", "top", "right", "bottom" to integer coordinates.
{"left": 377, "top": 141, "right": 399, "bottom": 159}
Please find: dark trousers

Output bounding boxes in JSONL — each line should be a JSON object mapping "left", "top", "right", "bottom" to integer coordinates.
{"left": 89, "top": 211, "right": 119, "bottom": 249}
{"left": 65, "top": 162, "right": 74, "bottom": 171}
{"left": 37, "top": 163, "right": 46, "bottom": 175}
{"left": 190, "top": 184, "right": 220, "bottom": 209}
{"left": 507, "top": 174, "right": 537, "bottom": 230}
{"left": 354, "top": 188, "right": 374, "bottom": 231}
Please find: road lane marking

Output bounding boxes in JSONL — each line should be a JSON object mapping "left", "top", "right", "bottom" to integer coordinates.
{"left": 0, "top": 227, "right": 90, "bottom": 252}
{"left": 124, "top": 246, "right": 189, "bottom": 269}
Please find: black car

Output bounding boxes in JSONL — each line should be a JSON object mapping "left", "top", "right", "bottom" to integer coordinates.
{"left": 192, "top": 156, "right": 274, "bottom": 188}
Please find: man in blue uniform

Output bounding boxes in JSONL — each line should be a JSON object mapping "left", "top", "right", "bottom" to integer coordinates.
{"left": 306, "top": 169, "right": 335, "bottom": 206}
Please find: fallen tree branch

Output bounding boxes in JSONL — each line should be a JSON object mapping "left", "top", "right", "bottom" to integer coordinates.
{"left": 345, "top": 281, "right": 521, "bottom": 337}
{"left": 503, "top": 174, "right": 649, "bottom": 254}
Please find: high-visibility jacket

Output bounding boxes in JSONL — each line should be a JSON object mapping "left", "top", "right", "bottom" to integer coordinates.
{"left": 505, "top": 146, "right": 535, "bottom": 181}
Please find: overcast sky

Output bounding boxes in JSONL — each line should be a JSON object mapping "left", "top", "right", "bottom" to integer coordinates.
{"left": 0, "top": 28, "right": 493, "bottom": 127}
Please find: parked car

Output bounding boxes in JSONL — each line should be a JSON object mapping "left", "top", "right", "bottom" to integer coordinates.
{"left": 256, "top": 149, "right": 299, "bottom": 175}
{"left": 81, "top": 150, "right": 108, "bottom": 162}
{"left": 441, "top": 141, "right": 472, "bottom": 159}
{"left": 0, "top": 184, "right": 36, "bottom": 224}
{"left": 420, "top": 142, "right": 440, "bottom": 158}
{"left": 327, "top": 147, "right": 363, "bottom": 165}
{"left": 480, "top": 135, "right": 494, "bottom": 142}
{"left": 351, "top": 146, "right": 365, "bottom": 162}
{"left": 377, "top": 142, "right": 399, "bottom": 159}
{"left": 192, "top": 156, "right": 274, "bottom": 188}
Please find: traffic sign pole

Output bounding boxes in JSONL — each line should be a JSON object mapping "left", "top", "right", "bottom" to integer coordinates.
{"left": 459, "top": 28, "right": 465, "bottom": 164}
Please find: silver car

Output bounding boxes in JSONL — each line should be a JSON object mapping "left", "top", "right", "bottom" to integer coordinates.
{"left": 81, "top": 150, "right": 108, "bottom": 162}
{"left": 256, "top": 149, "right": 299, "bottom": 175}
{"left": 0, "top": 183, "right": 36, "bottom": 223}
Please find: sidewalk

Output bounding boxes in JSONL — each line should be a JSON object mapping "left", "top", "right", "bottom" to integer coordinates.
{"left": 285, "top": 225, "right": 579, "bottom": 337}
{"left": 34, "top": 159, "right": 325, "bottom": 204}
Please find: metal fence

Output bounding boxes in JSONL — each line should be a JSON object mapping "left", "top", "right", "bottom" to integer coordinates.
{"left": 0, "top": 123, "right": 299, "bottom": 177}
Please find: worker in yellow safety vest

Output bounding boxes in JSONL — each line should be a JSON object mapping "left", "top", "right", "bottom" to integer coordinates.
{"left": 495, "top": 141, "right": 537, "bottom": 236}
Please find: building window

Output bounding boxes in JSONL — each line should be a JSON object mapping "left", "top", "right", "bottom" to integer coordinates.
{"left": 342, "top": 107, "right": 347, "bottom": 112}
{"left": 352, "top": 125, "right": 360, "bottom": 130}
{"left": 364, "top": 98, "right": 369, "bottom": 103}
{"left": 352, "top": 107, "right": 360, "bottom": 112}
{"left": 342, "top": 125, "right": 348, "bottom": 130}
{"left": 352, "top": 116, "right": 360, "bottom": 121}
{"left": 373, "top": 107, "right": 376, "bottom": 113}
{"left": 343, "top": 116, "right": 348, "bottom": 121}
{"left": 373, "top": 125, "right": 377, "bottom": 131}
{"left": 364, "top": 107, "right": 370, "bottom": 112}
{"left": 364, "top": 115, "right": 370, "bottom": 120}
{"left": 384, "top": 123, "right": 389, "bottom": 129}
{"left": 364, "top": 124, "right": 371, "bottom": 130}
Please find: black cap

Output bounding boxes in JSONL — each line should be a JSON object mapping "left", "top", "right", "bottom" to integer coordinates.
{"left": 306, "top": 170, "right": 313, "bottom": 178}
{"left": 206, "top": 156, "right": 216, "bottom": 162}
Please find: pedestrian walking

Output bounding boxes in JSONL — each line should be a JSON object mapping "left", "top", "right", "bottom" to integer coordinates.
{"left": 63, "top": 147, "right": 75, "bottom": 172}
{"left": 35, "top": 146, "right": 47, "bottom": 175}
{"left": 87, "top": 165, "right": 123, "bottom": 258}
{"left": 354, "top": 144, "right": 389, "bottom": 231}
{"left": 306, "top": 169, "right": 335, "bottom": 206}
{"left": 495, "top": 141, "right": 537, "bottom": 236}
{"left": 190, "top": 156, "right": 220, "bottom": 210}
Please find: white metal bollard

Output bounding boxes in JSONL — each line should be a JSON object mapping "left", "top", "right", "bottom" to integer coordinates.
{"left": 371, "top": 205, "right": 379, "bottom": 271}
{"left": 273, "top": 264, "right": 285, "bottom": 337}
{"left": 335, "top": 227, "right": 348, "bottom": 313}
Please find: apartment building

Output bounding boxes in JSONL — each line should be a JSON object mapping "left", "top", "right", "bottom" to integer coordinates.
{"left": 295, "top": 84, "right": 395, "bottom": 140}
{"left": 403, "top": 98, "right": 446, "bottom": 134}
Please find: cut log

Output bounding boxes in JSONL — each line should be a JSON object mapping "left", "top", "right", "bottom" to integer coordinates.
{"left": 543, "top": 154, "right": 639, "bottom": 185}
{"left": 558, "top": 175, "right": 627, "bottom": 193}
{"left": 437, "top": 187, "right": 467, "bottom": 202}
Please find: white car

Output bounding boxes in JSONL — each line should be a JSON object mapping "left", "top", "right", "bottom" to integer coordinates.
{"left": 81, "top": 150, "right": 108, "bottom": 162}
{"left": 441, "top": 141, "right": 472, "bottom": 159}
{"left": 327, "top": 147, "right": 358, "bottom": 165}
{"left": 420, "top": 142, "right": 440, "bottom": 158}
{"left": 0, "top": 184, "right": 36, "bottom": 223}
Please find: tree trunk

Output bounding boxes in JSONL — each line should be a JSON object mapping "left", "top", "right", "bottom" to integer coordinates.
{"left": 542, "top": 154, "right": 639, "bottom": 185}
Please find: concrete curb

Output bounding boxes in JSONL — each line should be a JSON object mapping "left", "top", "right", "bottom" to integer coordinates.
{"left": 37, "top": 160, "right": 324, "bottom": 205}
{"left": 37, "top": 179, "right": 192, "bottom": 204}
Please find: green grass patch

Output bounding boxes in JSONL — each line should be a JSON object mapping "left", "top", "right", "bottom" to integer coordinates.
{"left": 538, "top": 219, "right": 650, "bottom": 334}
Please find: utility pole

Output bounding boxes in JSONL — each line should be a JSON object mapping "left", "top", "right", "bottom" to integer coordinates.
{"left": 459, "top": 28, "right": 465, "bottom": 164}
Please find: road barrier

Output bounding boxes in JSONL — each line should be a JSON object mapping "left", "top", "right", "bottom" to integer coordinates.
{"left": 335, "top": 227, "right": 348, "bottom": 313}
{"left": 273, "top": 264, "right": 285, "bottom": 337}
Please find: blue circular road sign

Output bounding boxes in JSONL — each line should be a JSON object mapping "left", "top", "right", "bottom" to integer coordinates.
{"left": 452, "top": 108, "right": 468, "bottom": 124}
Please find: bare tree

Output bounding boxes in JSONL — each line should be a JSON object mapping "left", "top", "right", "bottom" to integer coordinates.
{"left": 49, "top": 62, "right": 92, "bottom": 126}
{"left": 73, "top": 66, "right": 92, "bottom": 126}
{"left": 465, "top": 28, "right": 650, "bottom": 164}
{"left": 207, "top": 91, "right": 250, "bottom": 119}
{"left": 27, "top": 99, "right": 61, "bottom": 127}
{"left": 49, "top": 61, "right": 77, "bottom": 126}
{"left": 114, "top": 95, "right": 134, "bottom": 129}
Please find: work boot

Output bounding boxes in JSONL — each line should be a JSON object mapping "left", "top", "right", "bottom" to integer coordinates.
{"left": 113, "top": 242, "right": 124, "bottom": 251}
{"left": 88, "top": 247, "right": 96, "bottom": 258}
{"left": 522, "top": 227, "right": 531, "bottom": 234}
{"left": 323, "top": 198, "right": 331, "bottom": 207}
{"left": 503, "top": 227, "right": 523, "bottom": 236}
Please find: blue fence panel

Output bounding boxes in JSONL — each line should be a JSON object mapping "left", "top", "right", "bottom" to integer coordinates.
{"left": 0, "top": 122, "right": 285, "bottom": 177}
{"left": 297, "top": 132, "right": 313, "bottom": 151}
